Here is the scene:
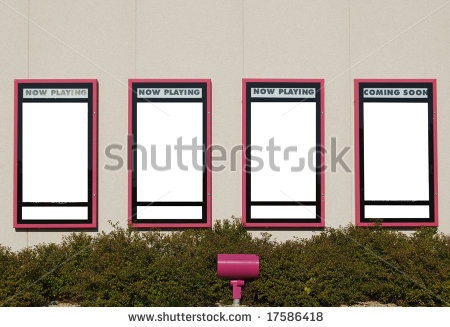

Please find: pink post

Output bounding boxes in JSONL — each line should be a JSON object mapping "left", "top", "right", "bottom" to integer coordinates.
{"left": 230, "top": 280, "right": 245, "bottom": 302}
{"left": 217, "top": 254, "right": 260, "bottom": 306}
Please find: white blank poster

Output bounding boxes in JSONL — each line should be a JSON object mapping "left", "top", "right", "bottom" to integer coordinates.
{"left": 250, "top": 102, "right": 317, "bottom": 202}
{"left": 363, "top": 102, "right": 429, "bottom": 201}
{"left": 251, "top": 206, "right": 316, "bottom": 219}
{"left": 136, "top": 206, "right": 202, "bottom": 220}
{"left": 22, "top": 207, "right": 88, "bottom": 220}
{"left": 22, "top": 103, "right": 88, "bottom": 202}
{"left": 365, "top": 205, "right": 429, "bottom": 219}
{"left": 136, "top": 102, "right": 203, "bottom": 218}
{"left": 21, "top": 102, "right": 88, "bottom": 220}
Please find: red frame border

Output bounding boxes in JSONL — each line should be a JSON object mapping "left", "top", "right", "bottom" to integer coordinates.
{"left": 13, "top": 79, "right": 98, "bottom": 229}
{"left": 354, "top": 79, "right": 438, "bottom": 227}
{"left": 128, "top": 79, "right": 212, "bottom": 228}
{"left": 242, "top": 78, "right": 325, "bottom": 228}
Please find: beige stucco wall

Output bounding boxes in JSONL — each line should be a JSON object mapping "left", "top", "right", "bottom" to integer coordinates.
{"left": 0, "top": 0, "right": 449, "bottom": 250}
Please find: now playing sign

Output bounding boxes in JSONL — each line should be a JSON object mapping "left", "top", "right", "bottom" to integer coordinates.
{"left": 14, "top": 80, "right": 98, "bottom": 228}
{"left": 129, "top": 79, "right": 212, "bottom": 228}
{"left": 243, "top": 79, "right": 325, "bottom": 228}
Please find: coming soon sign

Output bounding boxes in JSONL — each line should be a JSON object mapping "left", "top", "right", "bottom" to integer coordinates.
{"left": 355, "top": 79, "right": 438, "bottom": 227}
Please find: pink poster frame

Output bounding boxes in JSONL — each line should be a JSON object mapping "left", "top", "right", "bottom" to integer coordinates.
{"left": 14, "top": 79, "right": 98, "bottom": 229}
{"left": 354, "top": 79, "right": 438, "bottom": 227}
{"left": 128, "top": 79, "right": 212, "bottom": 228}
{"left": 242, "top": 78, "right": 325, "bottom": 228}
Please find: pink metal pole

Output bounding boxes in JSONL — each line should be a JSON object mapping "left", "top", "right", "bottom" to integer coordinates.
{"left": 230, "top": 280, "right": 245, "bottom": 306}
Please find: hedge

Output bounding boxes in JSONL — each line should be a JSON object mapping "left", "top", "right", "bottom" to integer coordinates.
{"left": 0, "top": 219, "right": 449, "bottom": 306}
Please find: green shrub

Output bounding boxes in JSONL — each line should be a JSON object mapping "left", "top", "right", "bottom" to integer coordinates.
{"left": 0, "top": 220, "right": 449, "bottom": 306}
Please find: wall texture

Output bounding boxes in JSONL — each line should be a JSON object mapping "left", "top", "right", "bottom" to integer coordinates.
{"left": 1, "top": 0, "right": 449, "bottom": 250}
